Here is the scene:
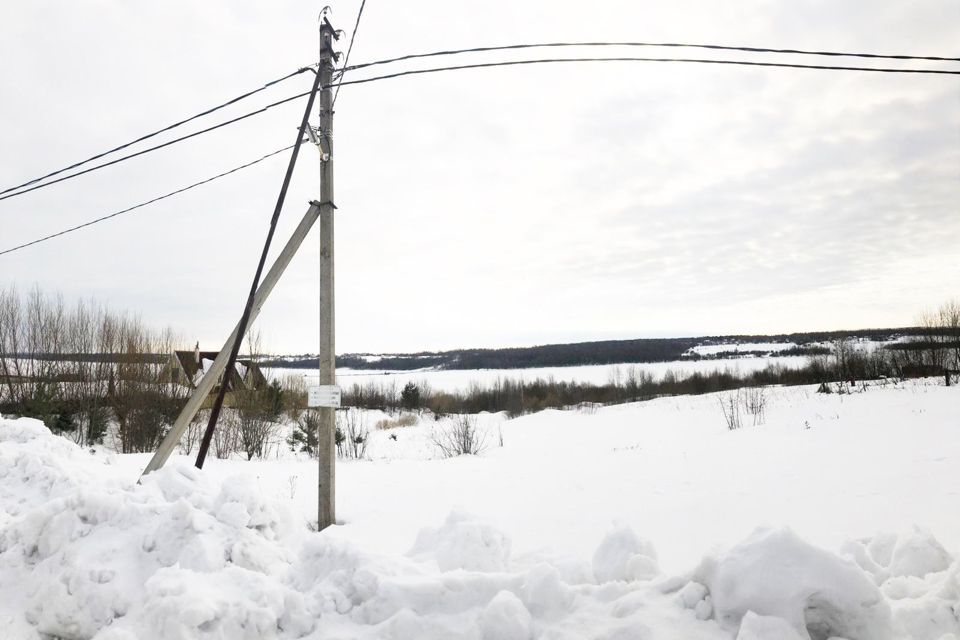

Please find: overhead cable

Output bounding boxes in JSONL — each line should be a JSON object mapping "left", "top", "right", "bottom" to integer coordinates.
{"left": 335, "top": 55, "right": 960, "bottom": 89}
{"left": 342, "top": 41, "right": 960, "bottom": 74}
{"left": 332, "top": 0, "right": 368, "bottom": 106}
{"left": 0, "top": 145, "right": 298, "bottom": 257}
{"left": 0, "top": 68, "right": 314, "bottom": 198}
{"left": 0, "top": 90, "right": 313, "bottom": 202}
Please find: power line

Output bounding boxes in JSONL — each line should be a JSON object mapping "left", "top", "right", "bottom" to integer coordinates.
{"left": 0, "top": 145, "right": 299, "bottom": 257}
{"left": 335, "top": 56, "right": 960, "bottom": 89}
{"left": 332, "top": 0, "right": 368, "bottom": 107}
{"left": 0, "top": 90, "right": 313, "bottom": 203}
{"left": 343, "top": 41, "right": 960, "bottom": 74}
{"left": 6, "top": 46, "right": 951, "bottom": 204}
{"left": 0, "top": 68, "right": 314, "bottom": 198}
{"left": 6, "top": 50, "right": 956, "bottom": 256}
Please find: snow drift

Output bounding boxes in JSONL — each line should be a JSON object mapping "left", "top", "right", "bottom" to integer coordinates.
{"left": 1, "top": 416, "right": 958, "bottom": 639}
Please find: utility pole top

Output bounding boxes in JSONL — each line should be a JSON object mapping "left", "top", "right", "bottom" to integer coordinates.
{"left": 319, "top": 16, "right": 340, "bottom": 39}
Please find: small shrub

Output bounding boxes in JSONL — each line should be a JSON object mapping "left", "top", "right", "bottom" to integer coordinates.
{"left": 375, "top": 413, "right": 418, "bottom": 430}
{"left": 336, "top": 408, "right": 369, "bottom": 459}
{"left": 742, "top": 387, "right": 767, "bottom": 425}
{"left": 213, "top": 412, "right": 241, "bottom": 459}
{"left": 289, "top": 410, "right": 320, "bottom": 457}
{"left": 400, "top": 382, "right": 421, "bottom": 411}
{"left": 431, "top": 414, "right": 487, "bottom": 458}
{"left": 280, "top": 374, "right": 307, "bottom": 421}
{"left": 719, "top": 391, "right": 743, "bottom": 431}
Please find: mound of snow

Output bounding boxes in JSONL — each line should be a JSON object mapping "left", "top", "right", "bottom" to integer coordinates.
{"left": 2, "top": 414, "right": 957, "bottom": 640}
{"left": 888, "top": 527, "right": 953, "bottom": 578}
{"left": 592, "top": 524, "right": 660, "bottom": 583}
{"left": 697, "top": 527, "right": 892, "bottom": 640}
{"left": 407, "top": 510, "right": 511, "bottom": 572}
{"left": 736, "top": 611, "right": 806, "bottom": 639}
{"left": 479, "top": 590, "right": 532, "bottom": 640}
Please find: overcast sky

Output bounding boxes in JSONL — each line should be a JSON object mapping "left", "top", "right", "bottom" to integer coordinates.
{"left": 1, "top": 1, "right": 958, "bottom": 354}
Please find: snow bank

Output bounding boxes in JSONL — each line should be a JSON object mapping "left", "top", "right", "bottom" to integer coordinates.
{"left": 591, "top": 523, "right": 660, "bottom": 583}
{"left": 696, "top": 527, "right": 893, "bottom": 639}
{"left": 407, "top": 509, "right": 511, "bottom": 572}
{"left": 1, "top": 416, "right": 958, "bottom": 640}
{"left": 847, "top": 531, "right": 960, "bottom": 639}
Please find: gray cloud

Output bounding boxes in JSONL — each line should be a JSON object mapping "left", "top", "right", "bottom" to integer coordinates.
{"left": 1, "top": 0, "right": 957, "bottom": 352}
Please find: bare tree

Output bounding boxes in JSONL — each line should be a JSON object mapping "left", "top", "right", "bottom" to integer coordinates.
{"left": 938, "top": 299, "right": 960, "bottom": 371}
{"left": 235, "top": 330, "right": 280, "bottom": 460}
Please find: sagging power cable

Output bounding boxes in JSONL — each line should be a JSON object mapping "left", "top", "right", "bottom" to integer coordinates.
{"left": 342, "top": 41, "right": 960, "bottom": 75}
{"left": 0, "top": 89, "right": 313, "bottom": 203}
{"left": 0, "top": 145, "right": 298, "bottom": 257}
{"left": 193, "top": 57, "right": 325, "bottom": 470}
{"left": 0, "top": 68, "right": 314, "bottom": 198}
{"left": 334, "top": 55, "right": 960, "bottom": 90}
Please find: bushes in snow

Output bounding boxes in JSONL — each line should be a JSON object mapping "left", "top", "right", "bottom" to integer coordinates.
{"left": 719, "top": 387, "right": 768, "bottom": 430}
{"left": 287, "top": 410, "right": 320, "bottom": 456}
{"left": 337, "top": 337, "right": 950, "bottom": 420}
{"left": 336, "top": 408, "right": 369, "bottom": 459}
{"left": 375, "top": 413, "right": 418, "bottom": 430}
{"left": 286, "top": 408, "right": 371, "bottom": 460}
{"left": 0, "top": 285, "right": 190, "bottom": 451}
{"left": 430, "top": 413, "right": 487, "bottom": 457}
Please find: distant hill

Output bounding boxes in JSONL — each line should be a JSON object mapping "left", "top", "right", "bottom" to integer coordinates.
{"left": 260, "top": 327, "right": 920, "bottom": 371}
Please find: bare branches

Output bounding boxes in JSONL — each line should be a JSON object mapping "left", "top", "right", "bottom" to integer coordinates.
{"left": 431, "top": 414, "right": 487, "bottom": 457}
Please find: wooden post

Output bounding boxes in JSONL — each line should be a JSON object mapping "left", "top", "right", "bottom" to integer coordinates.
{"left": 317, "top": 18, "right": 337, "bottom": 531}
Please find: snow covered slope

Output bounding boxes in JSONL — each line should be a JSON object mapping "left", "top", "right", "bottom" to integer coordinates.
{"left": 1, "top": 379, "right": 958, "bottom": 639}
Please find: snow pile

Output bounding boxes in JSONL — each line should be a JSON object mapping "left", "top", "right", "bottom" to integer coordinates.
{"left": 843, "top": 529, "right": 960, "bottom": 640}
{"left": 1, "top": 415, "right": 958, "bottom": 640}
{"left": 407, "top": 509, "right": 512, "bottom": 572}
{"left": 695, "top": 527, "right": 892, "bottom": 639}
{"left": 0, "top": 418, "right": 309, "bottom": 639}
{"left": 592, "top": 523, "right": 660, "bottom": 583}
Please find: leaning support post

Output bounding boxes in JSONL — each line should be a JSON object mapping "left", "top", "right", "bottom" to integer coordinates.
{"left": 140, "top": 202, "right": 323, "bottom": 479}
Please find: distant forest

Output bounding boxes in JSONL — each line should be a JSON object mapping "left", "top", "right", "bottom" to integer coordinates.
{"left": 261, "top": 328, "right": 919, "bottom": 371}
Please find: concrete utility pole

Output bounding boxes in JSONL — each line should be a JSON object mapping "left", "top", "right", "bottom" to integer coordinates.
{"left": 317, "top": 17, "right": 338, "bottom": 531}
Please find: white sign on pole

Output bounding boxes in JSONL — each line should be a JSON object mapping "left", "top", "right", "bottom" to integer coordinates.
{"left": 308, "top": 385, "right": 341, "bottom": 408}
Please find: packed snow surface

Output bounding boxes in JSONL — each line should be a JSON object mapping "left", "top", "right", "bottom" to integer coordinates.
{"left": 1, "top": 379, "right": 958, "bottom": 639}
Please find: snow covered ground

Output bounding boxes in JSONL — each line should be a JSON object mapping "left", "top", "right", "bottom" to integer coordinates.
{"left": 1, "top": 378, "right": 958, "bottom": 639}
{"left": 270, "top": 355, "right": 811, "bottom": 394}
{"left": 685, "top": 342, "right": 798, "bottom": 356}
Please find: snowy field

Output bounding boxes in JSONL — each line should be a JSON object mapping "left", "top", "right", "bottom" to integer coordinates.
{"left": 685, "top": 342, "right": 798, "bottom": 356}
{"left": 1, "top": 378, "right": 958, "bottom": 639}
{"left": 270, "top": 355, "right": 811, "bottom": 393}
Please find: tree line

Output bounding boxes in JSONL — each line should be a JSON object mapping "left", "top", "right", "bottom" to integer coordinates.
{"left": 337, "top": 301, "right": 959, "bottom": 417}
{"left": 0, "top": 286, "right": 300, "bottom": 458}
{"left": 264, "top": 328, "right": 921, "bottom": 372}
{"left": 0, "top": 286, "right": 187, "bottom": 451}
{"left": 3, "top": 284, "right": 956, "bottom": 455}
